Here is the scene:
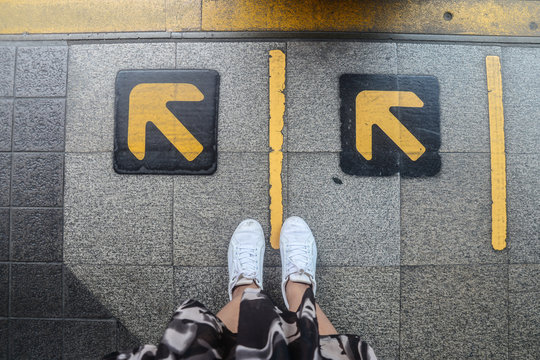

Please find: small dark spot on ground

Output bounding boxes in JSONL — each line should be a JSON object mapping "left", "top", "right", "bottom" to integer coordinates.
{"left": 443, "top": 12, "right": 453, "bottom": 21}
{"left": 530, "top": 22, "right": 538, "bottom": 31}
{"left": 332, "top": 177, "right": 343, "bottom": 185}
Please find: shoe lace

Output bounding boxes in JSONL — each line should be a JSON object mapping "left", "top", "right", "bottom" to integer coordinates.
{"left": 235, "top": 246, "right": 259, "bottom": 279}
{"left": 287, "top": 243, "right": 312, "bottom": 275}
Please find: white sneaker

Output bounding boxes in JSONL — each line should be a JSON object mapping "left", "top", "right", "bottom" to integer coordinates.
{"left": 227, "top": 219, "right": 265, "bottom": 300}
{"left": 280, "top": 216, "right": 317, "bottom": 309}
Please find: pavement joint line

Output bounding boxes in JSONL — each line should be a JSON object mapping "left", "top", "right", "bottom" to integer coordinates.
{"left": 170, "top": 176, "right": 174, "bottom": 267}
{"left": 2, "top": 32, "right": 540, "bottom": 45}
{"left": 486, "top": 55, "right": 507, "bottom": 251}
{"left": 505, "top": 261, "right": 510, "bottom": 359}
{"left": 9, "top": 206, "right": 63, "bottom": 210}
{"left": 268, "top": 49, "right": 285, "bottom": 249}
{"left": 0, "top": 96, "right": 68, "bottom": 100}
{"left": 5, "top": 317, "right": 116, "bottom": 322}
{"left": 3, "top": 262, "right": 520, "bottom": 267}
{"left": 1, "top": 262, "right": 74, "bottom": 265}
{"left": 8, "top": 150, "right": 68, "bottom": 154}
{"left": 7, "top": 41, "right": 14, "bottom": 331}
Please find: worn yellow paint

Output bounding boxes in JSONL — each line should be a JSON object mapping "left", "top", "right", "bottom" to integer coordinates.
{"left": 128, "top": 83, "right": 204, "bottom": 161}
{"left": 269, "top": 50, "right": 285, "bottom": 249}
{"left": 166, "top": 0, "right": 201, "bottom": 31}
{"left": 0, "top": 0, "right": 166, "bottom": 34}
{"left": 355, "top": 91, "right": 425, "bottom": 161}
{"left": 486, "top": 56, "right": 507, "bottom": 251}
{"left": 1, "top": 0, "right": 539, "bottom": 35}
{"left": 202, "top": 0, "right": 540, "bottom": 36}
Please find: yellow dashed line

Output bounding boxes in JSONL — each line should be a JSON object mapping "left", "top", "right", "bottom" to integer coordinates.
{"left": 269, "top": 49, "right": 285, "bottom": 249}
{"left": 486, "top": 55, "right": 507, "bottom": 251}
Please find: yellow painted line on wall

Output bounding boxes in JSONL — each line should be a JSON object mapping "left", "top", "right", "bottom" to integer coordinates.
{"left": 1, "top": 0, "right": 540, "bottom": 36}
{"left": 269, "top": 49, "right": 285, "bottom": 249}
{"left": 486, "top": 56, "right": 507, "bottom": 251}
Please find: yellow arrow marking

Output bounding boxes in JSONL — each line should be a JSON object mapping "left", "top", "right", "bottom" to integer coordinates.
{"left": 355, "top": 91, "right": 425, "bottom": 161}
{"left": 128, "top": 83, "right": 204, "bottom": 161}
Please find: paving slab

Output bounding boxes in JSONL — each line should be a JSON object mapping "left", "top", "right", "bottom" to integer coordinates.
{"left": 10, "top": 264, "right": 63, "bottom": 318}
{"left": 317, "top": 266, "right": 400, "bottom": 360}
{"left": 64, "top": 152, "right": 172, "bottom": 265}
{"left": 63, "top": 320, "right": 117, "bottom": 360}
{"left": 66, "top": 43, "right": 175, "bottom": 152}
{"left": 0, "top": 154, "right": 10, "bottom": 207}
{"left": 509, "top": 264, "right": 540, "bottom": 359}
{"left": 11, "top": 208, "right": 63, "bottom": 262}
{"left": 13, "top": 98, "right": 65, "bottom": 151}
{"left": 0, "top": 99, "right": 12, "bottom": 151}
{"left": 0, "top": 319, "right": 6, "bottom": 360}
{"left": 0, "top": 47, "right": 15, "bottom": 97}
{"left": 177, "top": 42, "right": 285, "bottom": 152}
{"left": 287, "top": 42, "right": 396, "bottom": 152}
{"left": 401, "top": 153, "right": 506, "bottom": 265}
{"left": 15, "top": 46, "right": 68, "bottom": 97}
{"left": 63, "top": 266, "right": 113, "bottom": 319}
{"left": 0, "top": 264, "right": 7, "bottom": 317}
{"left": 67, "top": 265, "right": 174, "bottom": 344}
{"left": 117, "top": 322, "right": 141, "bottom": 351}
{"left": 400, "top": 264, "right": 508, "bottom": 359}
{"left": 174, "top": 266, "right": 229, "bottom": 314}
{"left": 502, "top": 47, "right": 540, "bottom": 154}
{"left": 287, "top": 153, "right": 400, "bottom": 266}
{"left": 507, "top": 154, "right": 540, "bottom": 264}
{"left": 173, "top": 152, "right": 275, "bottom": 266}
{"left": 397, "top": 43, "right": 500, "bottom": 153}
{"left": 11, "top": 152, "right": 63, "bottom": 207}
{"left": 0, "top": 209, "right": 8, "bottom": 261}
{"left": 9, "top": 319, "right": 63, "bottom": 360}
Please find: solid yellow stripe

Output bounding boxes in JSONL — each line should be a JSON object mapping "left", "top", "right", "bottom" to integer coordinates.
{"left": 1, "top": 0, "right": 540, "bottom": 35}
{"left": 0, "top": 0, "right": 166, "bottom": 34}
{"left": 486, "top": 56, "right": 507, "bottom": 251}
{"left": 269, "top": 49, "right": 285, "bottom": 250}
{"left": 202, "top": 0, "right": 540, "bottom": 36}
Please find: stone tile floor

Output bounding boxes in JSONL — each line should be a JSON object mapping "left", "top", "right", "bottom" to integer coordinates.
{"left": 0, "top": 41, "right": 538, "bottom": 359}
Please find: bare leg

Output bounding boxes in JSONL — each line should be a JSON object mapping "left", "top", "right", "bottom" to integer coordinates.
{"left": 216, "top": 283, "right": 259, "bottom": 333}
{"left": 286, "top": 281, "right": 338, "bottom": 335}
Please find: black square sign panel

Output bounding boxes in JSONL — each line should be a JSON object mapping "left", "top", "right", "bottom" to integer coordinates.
{"left": 114, "top": 69, "right": 219, "bottom": 175}
{"left": 340, "top": 74, "right": 440, "bottom": 177}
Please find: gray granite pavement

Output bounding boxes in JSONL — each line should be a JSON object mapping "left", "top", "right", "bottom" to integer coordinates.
{"left": 287, "top": 42, "right": 396, "bottom": 152}
{"left": 401, "top": 264, "right": 508, "bottom": 359}
{"left": 0, "top": 40, "right": 538, "bottom": 359}
{"left": 502, "top": 47, "right": 540, "bottom": 154}
{"left": 509, "top": 264, "right": 540, "bottom": 359}
{"left": 397, "top": 43, "right": 499, "bottom": 153}
{"left": 66, "top": 43, "right": 176, "bottom": 152}
{"left": 401, "top": 153, "right": 505, "bottom": 265}
{"left": 177, "top": 42, "right": 286, "bottom": 152}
